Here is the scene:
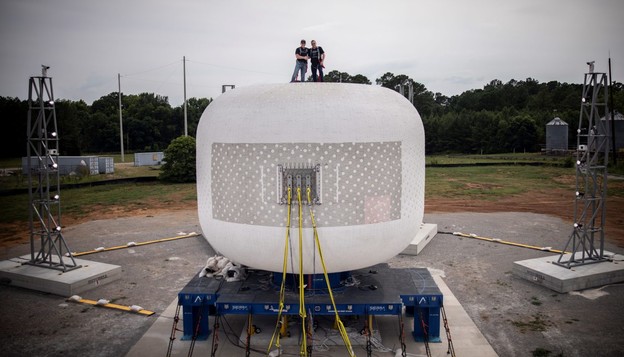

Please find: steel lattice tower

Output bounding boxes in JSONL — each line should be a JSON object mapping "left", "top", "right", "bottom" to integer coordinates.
{"left": 555, "top": 70, "right": 610, "bottom": 268}
{"left": 25, "top": 67, "right": 80, "bottom": 271}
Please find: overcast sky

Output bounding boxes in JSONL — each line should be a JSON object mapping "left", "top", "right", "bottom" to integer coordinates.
{"left": 1, "top": 0, "right": 622, "bottom": 107}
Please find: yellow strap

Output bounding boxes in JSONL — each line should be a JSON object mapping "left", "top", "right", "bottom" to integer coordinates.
{"left": 267, "top": 187, "right": 292, "bottom": 354}
{"left": 307, "top": 187, "right": 355, "bottom": 357}
{"left": 70, "top": 233, "right": 200, "bottom": 257}
{"left": 70, "top": 298, "right": 154, "bottom": 316}
{"left": 297, "top": 187, "right": 308, "bottom": 356}
{"left": 453, "top": 232, "right": 570, "bottom": 254}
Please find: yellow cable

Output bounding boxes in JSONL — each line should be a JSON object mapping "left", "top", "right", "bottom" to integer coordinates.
{"left": 68, "top": 298, "right": 154, "bottom": 316}
{"left": 452, "top": 232, "right": 571, "bottom": 254}
{"left": 70, "top": 233, "right": 200, "bottom": 257}
{"left": 306, "top": 188, "right": 355, "bottom": 357}
{"left": 267, "top": 187, "right": 292, "bottom": 354}
{"left": 297, "top": 186, "right": 307, "bottom": 356}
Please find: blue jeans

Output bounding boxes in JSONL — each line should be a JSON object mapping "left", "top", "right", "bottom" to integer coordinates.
{"left": 291, "top": 61, "right": 307, "bottom": 82}
{"left": 311, "top": 61, "right": 323, "bottom": 82}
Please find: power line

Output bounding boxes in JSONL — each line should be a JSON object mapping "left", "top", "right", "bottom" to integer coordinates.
{"left": 121, "top": 60, "right": 180, "bottom": 77}
{"left": 151, "top": 62, "right": 180, "bottom": 96}
{"left": 121, "top": 75, "right": 181, "bottom": 86}
{"left": 187, "top": 58, "right": 280, "bottom": 76}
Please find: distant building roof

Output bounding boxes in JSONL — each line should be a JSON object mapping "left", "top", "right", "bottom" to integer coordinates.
{"left": 546, "top": 117, "right": 568, "bottom": 126}
{"left": 600, "top": 111, "right": 624, "bottom": 121}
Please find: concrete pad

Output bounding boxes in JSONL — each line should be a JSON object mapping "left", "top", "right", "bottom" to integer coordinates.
{"left": 430, "top": 274, "right": 498, "bottom": 357}
{"left": 0, "top": 255, "right": 121, "bottom": 296}
{"left": 513, "top": 252, "right": 624, "bottom": 293}
{"left": 126, "top": 272, "right": 498, "bottom": 357}
{"left": 401, "top": 223, "right": 438, "bottom": 256}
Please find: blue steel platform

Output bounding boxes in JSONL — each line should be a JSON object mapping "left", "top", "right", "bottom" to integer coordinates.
{"left": 177, "top": 264, "right": 443, "bottom": 342}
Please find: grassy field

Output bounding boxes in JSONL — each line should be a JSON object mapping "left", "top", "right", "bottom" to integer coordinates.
{"left": 0, "top": 182, "right": 196, "bottom": 224}
{"left": 0, "top": 152, "right": 567, "bottom": 191}
{"left": 425, "top": 165, "right": 575, "bottom": 199}
{"left": 1, "top": 154, "right": 623, "bottom": 227}
{"left": 425, "top": 152, "right": 571, "bottom": 166}
{"left": 0, "top": 162, "right": 160, "bottom": 191}
{"left": 0, "top": 158, "right": 166, "bottom": 225}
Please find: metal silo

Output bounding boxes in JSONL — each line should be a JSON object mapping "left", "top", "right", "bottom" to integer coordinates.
{"left": 600, "top": 111, "right": 624, "bottom": 151}
{"left": 546, "top": 117, "right": 568, "bottom": 151}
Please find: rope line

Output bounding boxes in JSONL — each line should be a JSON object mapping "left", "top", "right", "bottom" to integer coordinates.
{"left": 307, "top": 187, "right": 355, "bottom": 357}
{"left": 440, "top": 231, "right": 571, "bottom": 254}
{"left": 69, "top": 233, "right": 200, "bottom": 257}
{"left": 297, "top": 187, "right": 308, "bottom": 356}
{"left": 267, "top": 187, "right": 292, "bottom": 354}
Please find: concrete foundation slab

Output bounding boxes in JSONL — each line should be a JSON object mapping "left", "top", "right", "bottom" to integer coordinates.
{"left": 401, "top": 223, "right": 438, "bottom": 255}
{"left": 0, "top": 255, "right": 121, "bottom": 296}
{"left": 513, "top": 252, "right": 624, "bottom": 293}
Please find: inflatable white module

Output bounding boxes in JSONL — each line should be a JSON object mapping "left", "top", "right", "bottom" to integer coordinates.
{"left": 196, "top": 83, "right": 424, "bottom": 274}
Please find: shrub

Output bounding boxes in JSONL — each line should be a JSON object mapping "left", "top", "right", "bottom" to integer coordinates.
{"left": 159, "top": 136, "right": 196, "bottom": 183}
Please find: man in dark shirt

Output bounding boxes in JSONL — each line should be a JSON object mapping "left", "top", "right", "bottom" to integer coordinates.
{"left": 291, "top": 39, "right": 309, "bottom": 82}
{"left": 309, "top": 40, "right": 325, "bottom": 82}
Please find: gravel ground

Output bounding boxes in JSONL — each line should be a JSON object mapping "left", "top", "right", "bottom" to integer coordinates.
{"left": 396, "top": 212, "right": 624, "bottom": 357}
{"left": 0, "top": 210, "right": 623, "bottom": 357}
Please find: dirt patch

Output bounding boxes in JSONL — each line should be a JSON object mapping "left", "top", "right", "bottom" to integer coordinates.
{"left": 2, "top": 187, "right": 623, "bottom": 249}
{"left": 0, "top": 206, "right": 192, "bottom": 249}
{"left": 426, "top": 188, "right": 624, "bottom": 248}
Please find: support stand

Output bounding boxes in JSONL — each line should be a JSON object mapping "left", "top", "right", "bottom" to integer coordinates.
{"left": 555, "top": 70, "right": 611, "bottom": 269}
{"left": 25, "top": 67, "right": 80, "bottom": 272}
{"left": 177, "top": 265, "right": 443, "bottom": 344}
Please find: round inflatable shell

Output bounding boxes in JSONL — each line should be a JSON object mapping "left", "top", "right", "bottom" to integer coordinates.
{"left": 196, "top": 83, "right": 424, "bottom": 273}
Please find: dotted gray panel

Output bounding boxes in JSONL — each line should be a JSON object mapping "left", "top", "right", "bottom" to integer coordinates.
{"left": 211, "top": 142, "right": 402, "bottom": 227}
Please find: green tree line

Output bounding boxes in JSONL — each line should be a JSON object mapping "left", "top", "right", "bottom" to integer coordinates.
{"left": 1, "top": 93, "right": 211, "bottom": 158}
{"left": 373, "top": 73, "right": 623, "bottom": 154}
{"left": 2, "top": 73, "right": 622, "bottom": 158}
{"left": 316, "top": 71, "right": 623, "bottom": 154}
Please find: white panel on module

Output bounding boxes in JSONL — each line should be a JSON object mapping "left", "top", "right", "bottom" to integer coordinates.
{"left": 196, "top": 83, "right": 425, "bottom": 273}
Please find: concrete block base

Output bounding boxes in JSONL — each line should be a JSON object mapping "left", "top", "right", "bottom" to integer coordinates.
{"left": 513, "top": 252, "right": 624, "bottom": 293}
{"left": 0, "top": 255, "right": 121, "bottom": 296}
{"left": 401, "top": 223, "right": 438, "bottom": 256}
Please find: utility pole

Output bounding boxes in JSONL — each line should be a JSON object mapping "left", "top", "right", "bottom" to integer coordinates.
{"left": 118, "top": 73, "right": 125, "bottom": 162}
{"left": 609, "top": 56, "right": 617, "bottom": 165}
{"left": 183, "top": 56, "right": 188, "bottom": 137}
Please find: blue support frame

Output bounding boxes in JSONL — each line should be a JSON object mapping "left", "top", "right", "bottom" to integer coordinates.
{"left": 215, "top": 301, "right": 403, "bottom": 316}
{"left": 177, "top": 285, "right": 219, "bottom": 340}
{"left": 401, "top": 294, "right": 443, "bottom": 342}
{"left": 176, "top": 265, "right": 443, "bottom": 343}
{"left": 273, "top": 271, "right": 349, "bottom": 292}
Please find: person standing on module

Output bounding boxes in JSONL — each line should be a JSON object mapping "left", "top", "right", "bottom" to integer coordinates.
{"left": 291, "top": 39, "right": 309, "bottom": 82}
{"left": 309, "top": 40, "right": 325, "bottom": 82}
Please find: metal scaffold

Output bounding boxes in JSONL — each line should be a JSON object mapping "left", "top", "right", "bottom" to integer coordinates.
{"left": 25, "top": 66, "right": 80, "bottom": 272}
{"left": 555, "top": 65, "right": 611, "bottom": 268}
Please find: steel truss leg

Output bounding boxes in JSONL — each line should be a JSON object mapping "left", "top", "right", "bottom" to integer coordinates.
{"left": 555, "top": 72, "right": 610, "bottom": 268}
{"left": 26, "top": 73, "right": 80, "bottom": 272}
